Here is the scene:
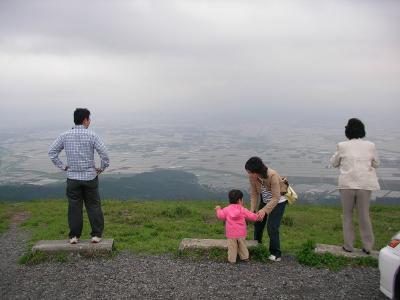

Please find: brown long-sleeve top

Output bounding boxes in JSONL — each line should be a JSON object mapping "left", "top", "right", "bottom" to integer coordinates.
{"left": 249, "top": 168, "right": 285, "bottom": 215}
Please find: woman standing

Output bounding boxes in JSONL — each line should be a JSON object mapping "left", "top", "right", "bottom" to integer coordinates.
{"left": 245, "top": 156, "right": 287, "bottom": 262}
{"left": 330, "top": 118, "right": 380, "bottom": 254}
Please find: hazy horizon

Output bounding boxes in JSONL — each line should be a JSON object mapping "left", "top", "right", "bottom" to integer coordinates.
{"left": 1, "top": 0, "right": 399, "bottom": 130}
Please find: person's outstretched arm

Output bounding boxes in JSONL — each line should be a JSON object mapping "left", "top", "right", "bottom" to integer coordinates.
{"left": 215, "top": 206, "right": 226, "bottom": 220}
{"left": 243, "top": 208, "right": 258, "bottom": 222}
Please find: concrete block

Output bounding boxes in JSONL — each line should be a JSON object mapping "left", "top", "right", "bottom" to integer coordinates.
{"left": 179, "top": 238, "right": 258, "bottom": 252}
{"left": 32, "top": 239, "right": 114, "bottom": 254}
{"left": 315, "top": 243, "right": 379, "bottom": 259}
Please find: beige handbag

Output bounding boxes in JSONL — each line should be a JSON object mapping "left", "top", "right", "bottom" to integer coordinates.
{"left": 285, "top": 185, "right": 298, "bottom": 205}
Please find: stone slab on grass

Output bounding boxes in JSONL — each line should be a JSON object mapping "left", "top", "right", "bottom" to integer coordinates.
{"left": 32, "top": 239, "right": 114, "bottom": 254}
{"left": 179, "top": 238, "right": 258, "bottom": 252}
{"left": 315, "top": 244, "right": 379, "bottom": 259}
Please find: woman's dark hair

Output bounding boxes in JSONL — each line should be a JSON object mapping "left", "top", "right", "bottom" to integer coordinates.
{"left": 228, "top": 189, "right": 243, "bottom": 204}
{"left": 245, "top": 156, "right": 268, "bottom": 178}
{"left": 74, "top": 108, "right": 91, "bottom": 125}
{"left": 345, "top": 118, "right": 366, "bottom": 139}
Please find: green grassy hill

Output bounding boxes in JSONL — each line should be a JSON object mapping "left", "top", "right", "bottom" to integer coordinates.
{"left": 1, "top": 200, "right": 399, "bottom": 256}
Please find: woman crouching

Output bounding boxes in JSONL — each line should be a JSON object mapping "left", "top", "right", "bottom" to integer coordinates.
{"left": 245, "top": 156, "right": 288, "bottom": 262}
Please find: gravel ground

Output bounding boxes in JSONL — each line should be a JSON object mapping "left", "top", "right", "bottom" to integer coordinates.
{"left": 0, "top": 216, "right": 386, "bottom": 300}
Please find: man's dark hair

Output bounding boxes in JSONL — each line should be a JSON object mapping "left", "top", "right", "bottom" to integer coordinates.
{"left": 345, "top": 118, "right": 366, "bottom": 139}
{"left": 245, "top": 156, "right": 268, "bottom": 178}
{"left": 228, "top": 189, "right": 244, "bottom": 204}
{"left": 74, "top": 108, "right": 91, "bottom": 125}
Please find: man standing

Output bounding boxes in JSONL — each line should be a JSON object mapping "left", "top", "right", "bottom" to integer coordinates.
{"left": 49, "top": 108, "right": 110, "bottom": 244}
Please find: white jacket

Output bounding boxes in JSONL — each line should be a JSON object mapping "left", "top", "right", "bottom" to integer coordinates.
{"left": 330, "top": 139, "right": 380, "bottom": 190}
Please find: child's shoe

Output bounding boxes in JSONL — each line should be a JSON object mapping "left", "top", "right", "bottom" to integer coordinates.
{"left": 268, "top": 255, "right": 281, "bottom": 262}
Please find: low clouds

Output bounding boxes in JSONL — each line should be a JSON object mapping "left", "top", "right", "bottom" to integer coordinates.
{"left": 0, "top": 0, "right": 399, "bottom": 129}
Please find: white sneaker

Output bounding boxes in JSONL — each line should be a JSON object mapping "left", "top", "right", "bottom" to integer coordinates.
{"left": 268, "top": 255, "right": 281, "bottom": 262}
{"left": 91, "top": 236, "right": 102, "bottom": 243}
{"left": 69, "top": 237, "right": 79, "bottom": 244}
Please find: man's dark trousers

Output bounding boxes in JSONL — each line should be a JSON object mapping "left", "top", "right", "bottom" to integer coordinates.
{"left": 66, "top": 177, "right": 104, "bottom": 238}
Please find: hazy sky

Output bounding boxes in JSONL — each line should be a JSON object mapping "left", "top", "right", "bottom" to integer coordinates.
{"left": 1, "top": 0, "right": 399, "bottom": 130}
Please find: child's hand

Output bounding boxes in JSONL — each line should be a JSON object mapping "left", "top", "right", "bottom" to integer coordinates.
{"left": 215, "top": 205, "right": 221, "bottom": 210}
{"left": 257, "top": 209, "right": 266, "bottom": 221}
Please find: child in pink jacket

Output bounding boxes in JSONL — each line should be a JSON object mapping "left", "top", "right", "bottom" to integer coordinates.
{"left": 215, "top": 189, "right": 258, "bottom": 263}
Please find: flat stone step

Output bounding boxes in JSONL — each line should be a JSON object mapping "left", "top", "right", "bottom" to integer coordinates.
{"left": 179, "top": 238, "right": 258, "bottom": 252}
{"left": 32, "top": 239, "right": 114, "bottom": 254}
{"left": 315, "top": 244, "right": 379, "bottom": 259}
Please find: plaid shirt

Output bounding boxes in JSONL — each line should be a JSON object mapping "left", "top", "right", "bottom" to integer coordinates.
{"left": 48, "top": 125, "right": 110, "bottom": 181}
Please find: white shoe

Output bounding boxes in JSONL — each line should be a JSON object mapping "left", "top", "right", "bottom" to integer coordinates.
{"left": 69, "top": 237, "right": 79, "bottom": 244}
{"left": 268, "top": 255, "right": 281, "bottom": 262}
{"left": 91, "top": 236, "right": 102, "bottom": 243}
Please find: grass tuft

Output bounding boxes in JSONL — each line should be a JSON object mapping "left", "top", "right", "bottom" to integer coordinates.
{"left": 249, "top": 244, "right": 269, "bottom": 262}
{"left": 19, "top": 250, "right": 47, "bottom": 265}
{"left": 55, "top": 251, "right": 69, "bottom": 263}
{"left": 177, "top": 244, "right": 270, "bottom": 263}
{"left": 352, "top": 256, "right": 378, "bottom": 268}
{"left": 296, "top": 240, "right": 348, "bottom": 271}
{"left": 296, "top": 240, "right": 377, "bottom": 271}
{"left": 160, "top": 205, "right": 192, "bottom": 218}
{"left": 331, "top": 223, "right": 342, "bottom": 231}
{"left": 0, "top": 203, "right": 12, "bottom": 234}
{"left": 281, "top": 216, "right": 294, "bottom": 226}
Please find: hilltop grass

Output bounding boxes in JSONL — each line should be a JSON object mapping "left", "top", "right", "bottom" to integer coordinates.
{"left": 0, "top": 202, "right": 13, "bottom": 234}
{"left": 1, "top": 200, "right": 399, "bottom": 269}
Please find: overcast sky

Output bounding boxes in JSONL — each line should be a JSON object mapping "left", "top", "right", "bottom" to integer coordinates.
{"left": 0, "top": 0, "right": 399, "bottom": 130}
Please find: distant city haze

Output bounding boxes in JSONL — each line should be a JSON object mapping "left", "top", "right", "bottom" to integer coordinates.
{"left": 0, "top": 123, "right": 399, "bottom": 202}
{"left": 0, "top": 0, "right": 399, "bottom": 130}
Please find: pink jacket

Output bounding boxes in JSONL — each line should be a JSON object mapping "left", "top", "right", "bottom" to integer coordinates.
{"left": 216, "top": 204, "right": 258, "bottom": 239}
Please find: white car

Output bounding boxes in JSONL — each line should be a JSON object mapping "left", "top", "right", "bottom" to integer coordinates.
{"left": 379, "top": 232, "right": 400, "bottom": 299}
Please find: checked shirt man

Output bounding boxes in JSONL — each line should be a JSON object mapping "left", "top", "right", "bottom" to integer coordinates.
{"left": 49, "top": 108, "right": 110, "bottom": 244}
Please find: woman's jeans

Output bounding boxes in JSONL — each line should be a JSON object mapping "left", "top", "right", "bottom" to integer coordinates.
{"left": 254, "top": 197, "right": 287, "bottom": 257}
